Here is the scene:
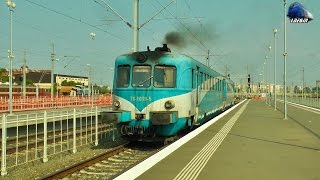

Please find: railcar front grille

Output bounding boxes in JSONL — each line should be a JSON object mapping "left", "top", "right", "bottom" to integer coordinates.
{"left": 150, "top": 112, "right": 173, "bottom": 125}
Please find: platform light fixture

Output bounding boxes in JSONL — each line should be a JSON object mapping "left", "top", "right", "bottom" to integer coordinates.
{"left": 273, "top": 28, "right": 278, "bottom": 110}
{"left": 283, "top": 0, "right": 288, "bottom": 119}
{"left": 87, "top": 64, "right": 93, "bottom": 107}
{"left": 6, "top": 0, "right": 16, "bottom": 115}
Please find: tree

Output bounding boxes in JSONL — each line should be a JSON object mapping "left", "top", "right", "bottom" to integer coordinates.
{"left": 26, "top": 79, "right": 34, "bottom": 85}
{"left": 61, "top": 80, "right": 82, "bottom": 86}
{"left": 0, "top": 68, "right": 9, "bottom": 83}
{"left": 304, "top": 87, "right": 311, "bottom": 93}
{"left": 294, "top": 86, "right": 301, "bottom": 93}
{"left": 14, "top": 78, "right": 34, "bottom": 86}
{"left": 94, "top": 85, "right": 111, "bottom": 94}
{"left": 312, "top": 87, "right": 320, "bottom": 93}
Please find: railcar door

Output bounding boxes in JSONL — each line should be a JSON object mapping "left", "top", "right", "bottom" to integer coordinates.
{"left": 193, "top": 66, "right": 200, "bottom": 125}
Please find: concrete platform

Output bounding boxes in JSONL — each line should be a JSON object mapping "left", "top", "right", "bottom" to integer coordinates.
{"left": 117, "top": 100, "right": 320, "bottom": 180}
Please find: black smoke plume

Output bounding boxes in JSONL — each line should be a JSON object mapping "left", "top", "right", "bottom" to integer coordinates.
{"left": 163, "top": 23, "right": 219, "bottom": 49}
{"left": 164, "top": 31, "right": 186, "bottom": 48}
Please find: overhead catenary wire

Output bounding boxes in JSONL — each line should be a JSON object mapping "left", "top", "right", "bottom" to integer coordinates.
{"left": 144, "top": 1, "right": 206, "bottom": 56}
{"left": 0, "top": 2, "right": 127, "bottom": 69}
{"left": 24, "top": 0, "right": 125, "bottom": 41}
{"left": 154, "top": 0, "right": 209, "bottom": 53}
{"left": 139, "top": 0, "right": 175, "bottom": 29}
{"left": 94, "top": 0, "right": 132, "bottom": 28}
{"left": 183, "top": 0, "right": 212, "bottom": 49}
{"left": 150, "top": 0, "right": 228, "bottom": 74}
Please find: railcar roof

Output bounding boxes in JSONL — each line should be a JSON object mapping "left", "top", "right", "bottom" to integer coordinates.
{"left": 117, "top": 50, "right": 201, "bottom": 64}
{"left": 115, "top": 50, "right": 234, "bottom": 85}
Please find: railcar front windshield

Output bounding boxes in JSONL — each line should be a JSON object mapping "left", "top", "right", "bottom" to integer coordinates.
{"left": 132, "top": 65, "right": 151, "bottom": 87}
{"left": 154, "top": 65, "right": 176, "bottom": 88}
{"left": 116, "top": 65, "right": 130, "bottom": 88}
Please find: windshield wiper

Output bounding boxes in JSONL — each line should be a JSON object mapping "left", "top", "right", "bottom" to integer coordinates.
{"left": 137, "top": 76, "right": 153, "bottom": 87}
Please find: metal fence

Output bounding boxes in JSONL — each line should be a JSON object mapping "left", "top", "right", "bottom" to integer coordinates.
{"left": 0, "top": 95, "right": 112, "bottom": 113}
{"left": 277, "top": 95, "right": 320, "bottom": 109}
{"left": 0, "top": 106, "right": 116, "bottom": 176}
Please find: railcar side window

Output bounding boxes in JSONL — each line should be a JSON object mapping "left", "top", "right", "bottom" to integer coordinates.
{"left": 200, "top": 72, "right": 204, "bottom": 90}
{"left": 116, "top": 65, "right": 130, "bottom": 88}
{"left": 192, "top": 69, "right": 195, "bottom": 88}
{"left": 132, "top": 65, "right": 151, "bottom": 87}
{"left": 211, "top": 77, "right": 214, "bottom": 90}
{"left": 204, "top": 74, "right": 207, "bottom": 90}
{"left": 154, "top": 65, "right": 176, "bottom": 88}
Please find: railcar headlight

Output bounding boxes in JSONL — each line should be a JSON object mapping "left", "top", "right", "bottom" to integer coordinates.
{"left": 113, "top": 100, "right": 121, "bottom": 108}
{"left": 164, "top": 100, "right": 175, "bottom": 109}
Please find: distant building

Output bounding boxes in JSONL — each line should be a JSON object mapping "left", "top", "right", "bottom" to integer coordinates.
{"left": 236, "top": 83, "right": 284, "bottom": 94}
{"left": 1, "top": 67, "right": 89, "bottom": 97}
{"left": 56, "top": 74, "right": 88, "bottom": 86}
{"left": 11, "top": 68, "right": 88, "bottom": 89}
{"left": 58, "top": 86, "right": 77, "bottom": 96}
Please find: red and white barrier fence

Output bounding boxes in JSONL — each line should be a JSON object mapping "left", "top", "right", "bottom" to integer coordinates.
{"left": 0, "top": 95, "right": 112, "bottom": 113}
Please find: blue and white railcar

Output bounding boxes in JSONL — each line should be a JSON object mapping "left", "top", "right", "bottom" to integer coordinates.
{"left": 110, "top": 45, "right": 235, "bottom": 141}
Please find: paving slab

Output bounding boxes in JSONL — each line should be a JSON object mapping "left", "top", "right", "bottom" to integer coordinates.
{"left": 137, "top": 100, "right": 320, "bottom": 180}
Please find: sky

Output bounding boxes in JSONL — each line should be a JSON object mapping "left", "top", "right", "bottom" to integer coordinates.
{"left": 0, "top": 0, "right": 319, "bottom": 88}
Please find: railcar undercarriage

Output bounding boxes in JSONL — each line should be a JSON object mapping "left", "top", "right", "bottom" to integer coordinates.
{"left": 119, "top": 124, "right": 179, "bottom": 144}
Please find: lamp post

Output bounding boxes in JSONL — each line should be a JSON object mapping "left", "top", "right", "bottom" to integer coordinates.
{"left": 88, "top": 33, "right": 96, "bottom": 107}
{"left": 6, "top": 0, "right": 16, "bottom": 114}
{"left": 273, "top": 28, "right": 278, "bottom": 110}
{"left": 50, "top": 43, "right": 56, "bottom": 100}
{"left": 56, "top": 74, "right": 60, "bottom": 98}
{"left": 259, "top": 73, "right": 263, "bottom": 94}
{"left": 264, "top": 58, "right": 267, "bottom": 104}
{"left": 87, "top": 64, "right": 93, "bottom": 107}
{"left": 268, "top": 46, "right": 271, "bottom": 106}
{"left": 317, "top": 81, "right": 319, "bottom": 107}
{"left": 283, "top": 0, "right": 288, "bottom": 119}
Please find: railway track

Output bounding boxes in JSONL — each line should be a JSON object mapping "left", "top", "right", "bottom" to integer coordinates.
{"left": 37, "top": 143, "right": 161, "bottom": 179}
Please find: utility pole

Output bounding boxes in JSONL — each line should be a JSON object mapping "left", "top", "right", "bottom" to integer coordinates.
{"left": 225, "top": 64, "right": 229, "bottom": 77}
{"left": 273, "top": 28, "right": 278, "bottom": 111}
{"left": 133, "top": 0, "right": 139, "bottom": 52}
{"left": 88, "top": 66, "right": 92, "bottom": 96}
{"left": 51, "top": 43, "right": 55, "bottom": 99}
{"left": 87, "top": 64, "right": 93, "bottom": 107}
{"left": 265, "top": 56, "right": 268, "bottom": 94}
{"left": 96, "top": 0, "right": 174, "bottom": 52}
{"left": 22, "top": 50, "right": 26, "bottom": 98}
{"left": 302, "top": 67, "right": 304, "bottom": 99}
{"left": 247, "top": 74, "right": 251, "bottom": 95}
{"left": 283, "top": 0, "right": 288, "bottom": 119}
{"left": 246, "top": 65, "right": 249, "bottom": 75}
{"left": 206, "top": 49, "right": 210, "bottom": 67}
{"left": 316, "top": 80, "right": 319, "bottom": 102}
{"left": 246, "top": 65, "right": 250, "bottom": 94}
